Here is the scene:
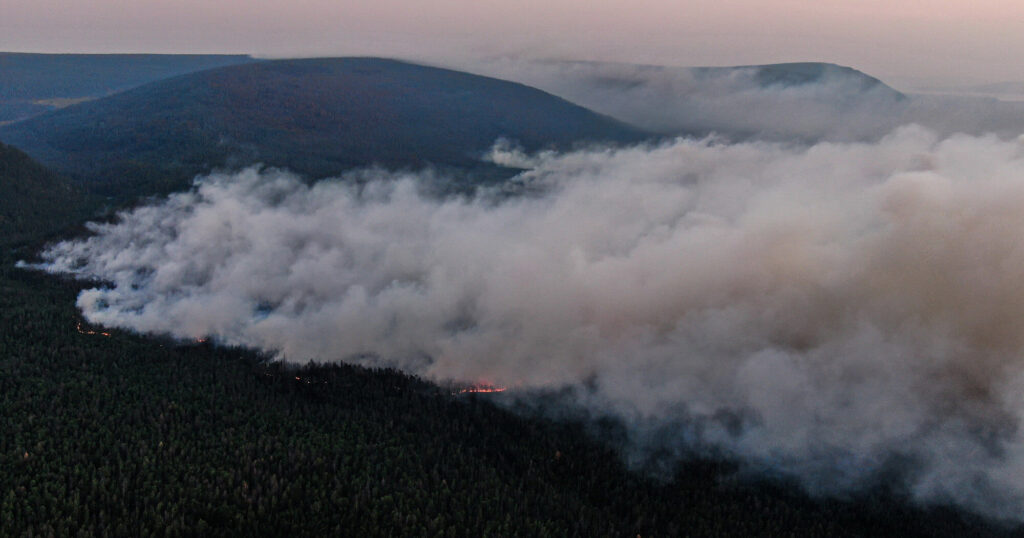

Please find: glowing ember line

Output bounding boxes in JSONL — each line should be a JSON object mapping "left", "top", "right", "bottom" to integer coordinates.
{"left": 76, "top": 322, "right": 110, "bottom": 337}
{"left": 457, "top": 385, "right": 507, "bottom": 394}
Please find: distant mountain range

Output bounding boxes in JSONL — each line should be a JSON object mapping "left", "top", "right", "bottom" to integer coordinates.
{"left": 0, "top": 53, "right": 256, "bottom": 124}
{"left": 0, "top": 57, "right": 647, "bottom": 197}
{"left": 3, "top": 55, "right": 1022, "bottom": 536}
{"left": 5, "top": 55, "right": 1020, "bottom": 203}
{"left": 473, "top": 59, "right": 910, "bottom": 141}
{"left": 694, "top": 62, "right": 904, "bottom": 96}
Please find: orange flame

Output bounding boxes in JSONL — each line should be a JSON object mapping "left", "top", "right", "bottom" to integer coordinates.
{"left": 457, "top": 384, "right": 507, "bottom": 394}
{"left": 76, "top": 322, "right": 110, "bottom": 337}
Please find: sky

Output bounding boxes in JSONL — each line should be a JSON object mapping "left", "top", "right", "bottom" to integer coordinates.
{"left": 3, "top": 0, "right": 1024, "bottom": 88}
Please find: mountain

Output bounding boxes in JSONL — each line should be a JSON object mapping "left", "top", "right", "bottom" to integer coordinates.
{"left": 693, "top": 62, "right": 904, "bottom": 97}
{"left": 0, "top": 141, "right": 96, "bottom": 248}
{"left": 0, "top": 57, "right": 648, "bottom": 198}
{"left": 0, "top": 53, "right": 256, "bottom": 124}
{"left": 1, "top": 265, "right": 1008, "bottom": 537}
{"left": 2, "top": 57, "right": 1019, "bottom": 535}
{"left": 474, "top": 60, "right": 909, "bottom": 141}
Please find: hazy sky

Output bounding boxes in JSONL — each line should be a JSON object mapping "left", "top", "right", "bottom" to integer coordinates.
{"left": 3, "top": 0, "right": 1024, "bottom": 88}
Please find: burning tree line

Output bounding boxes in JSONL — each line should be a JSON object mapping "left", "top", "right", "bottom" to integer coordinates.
{"left": 0, "top": 270, "right": 1001, "bottom": 536}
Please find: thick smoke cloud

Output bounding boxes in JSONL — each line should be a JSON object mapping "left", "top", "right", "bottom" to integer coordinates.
{"left": 36, "top": 126, "right": 1024, "bottom": 520}
{"left": 467, "top": 58, "right": 1024, "bottom": 142}
{"left": 470, "top": 59, "right": 905, "bottom": 141}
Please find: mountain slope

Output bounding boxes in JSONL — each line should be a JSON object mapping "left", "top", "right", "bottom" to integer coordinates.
{"left": 0, "top": 53, "right": 256, "bottom": 124}
{"left": 1, "top": 57, "right": 1018, "bottom": 537}
{"left": 478, "top": 60, "right": 909, "bottom": 141}
{"left": 0, "top": 57, "right": 648, "bottom": 197}
{"left": 0, "top": 264, "right": 1010, "bottom": 537}
{"left": 694, "top": 62, "right": 904, "bottom": 97}
{"left": 0, "top": 141, "right": 95, "bottom": 248}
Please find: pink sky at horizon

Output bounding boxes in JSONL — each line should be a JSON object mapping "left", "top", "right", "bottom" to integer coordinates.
{"left": 2, "top": 0, "right": 1024, "bottom": 88}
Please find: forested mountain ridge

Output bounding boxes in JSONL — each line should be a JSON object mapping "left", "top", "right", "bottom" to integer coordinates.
{"left": 0, "top": 262, "right": 1012, "bottom": 536}
{"left": 486, "top": 59, "right": 912, "bottom": 142}
{"left": 0, "top": 141, "right": 97, "bottom": 248}
{"left": 0, "top": 145, "right": 1015, "bottom": 536}
{"left": 695, "top": 62, "right": 904, "bottom": 95}
{"left": 0, "top": 57, "right": 1020, "bottom": 535}
{"left": 0, "top": 57, "right": 648, "bottom": 198}
{"left": 0, "top": 53, "right": 256, "bottom": 124}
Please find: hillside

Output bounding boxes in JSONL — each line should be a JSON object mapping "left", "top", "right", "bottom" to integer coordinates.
{"left": 0, "top": 141, "right": 96, "bottom": 248}
{"left": 0, "top": 262, "right": 1011, "bottom": 537}
{"left": 0, "top": 57, "right": 648, "bottom": 198}
{"left": 1, "top": 63, "right": 1020, "bottom": 536}
{"left": 693, "top": 62, "right": 904, "bottom": 97}
{"left": 0, "top": 53, "right": 256, "bottom": 124}
{"left": 480, "top": 60, "right": 909, "bottom": 141}
{"left": 0, "top": 146, "right": 1013, "bottom": 538}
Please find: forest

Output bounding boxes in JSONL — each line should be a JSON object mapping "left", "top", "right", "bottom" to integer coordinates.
{"left": 0, "top": 53, "right": 254, "bottom": 123}
{"left": 0, "top": 58, "right": 645, "bottom": 199}
{"left": 1, "top": 139, "right": 1018, "bottom": 537}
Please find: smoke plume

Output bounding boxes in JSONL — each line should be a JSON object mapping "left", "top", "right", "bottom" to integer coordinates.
{"left": 36, "top": 126, "right": 1024, "bottom": 520}
{"left": 466, "top": 58, "right": 1024, "bottom": 143}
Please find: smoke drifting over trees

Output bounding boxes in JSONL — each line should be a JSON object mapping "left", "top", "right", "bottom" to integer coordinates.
{"left": 34, "top": 126, "right": 1024, "bottom": 519}
{"left": 469, "top": 58, "right": 1024, "bottom": 143}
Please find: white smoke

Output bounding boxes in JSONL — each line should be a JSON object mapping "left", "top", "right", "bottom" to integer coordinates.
{"left": 462, "top": 58, "right": 1024, "bottom": 142}
{"left": 465, "top": 59, "right": 906, "bottom": 141}
{"left": 36, "top": 126, "right": 1024, "bottom": 520}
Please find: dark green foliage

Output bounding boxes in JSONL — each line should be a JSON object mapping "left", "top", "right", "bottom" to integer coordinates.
{"left": 0, "top": 141, "right": 98, "bottom": 248}
{"left": 0, "top": 58, "right": 648, "bottom": 199}
{"left": 0, "top": 68, "right": 1018, "bottom": 537}
{"left": 1, "top": 262, "right": 1018, "bottom": 537}
{"left": 0, "top": 147, "right": 1016, "bottom": 535}
{"left": 0, "top": 53, "right": 256, "bottom": 124}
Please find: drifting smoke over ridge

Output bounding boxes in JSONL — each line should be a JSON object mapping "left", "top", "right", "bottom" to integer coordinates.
{"left": 471, "top": 60, "right": 907, "bottom": 141}
{"left": 36, "top": 126, "right": 1024, "bottom": 519}
{"left": 469, "top": 59, "right": 1024, "bottom": 142}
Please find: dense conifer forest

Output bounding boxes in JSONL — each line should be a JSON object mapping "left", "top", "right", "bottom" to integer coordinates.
{"left": 0, "top": 58, "right": 645, "bottom": 199}
{"left": 1, "top": 141, "right": 1020, "bottom": 536}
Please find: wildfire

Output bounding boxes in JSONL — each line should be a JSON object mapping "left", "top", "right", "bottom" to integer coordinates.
{"left": 456, "top": 384, "right": 507, "bottom": 394}
{"left": 291, "top": 375, "right": 326, "bottom": 386}
{"left": 76, "top": 322, "right": 110, "bottom": 337}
